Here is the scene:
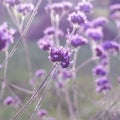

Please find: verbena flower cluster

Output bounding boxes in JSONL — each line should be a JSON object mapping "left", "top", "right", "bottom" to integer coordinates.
{"left": 0, "top": 0, "right": 120, "bottom": 120}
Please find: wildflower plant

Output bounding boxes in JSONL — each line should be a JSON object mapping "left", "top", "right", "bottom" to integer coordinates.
{"left": 0, "top": 0, "right": 120, "bottom": 120}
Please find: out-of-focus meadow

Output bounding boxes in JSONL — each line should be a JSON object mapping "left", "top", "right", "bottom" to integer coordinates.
{"left": 0, "top": 0, "right": 120, "bottom": 120}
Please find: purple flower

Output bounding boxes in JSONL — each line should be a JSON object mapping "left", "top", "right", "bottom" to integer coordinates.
{"left": 110, "top": 4, "right": 120, "bottom": 20}
{"left": 93, "top": 65, "right": 107, "bottom": 76}
{"left": 62, "top": 69, "right": 73, "bottom": 80}
{"left": 49, "top": 47, "right": 72, "bottom": 68}
{"left": 75, "top": 1, "right": 93, "bottom": 13}
{"left": 3, "top": 96, "right": 20, "bottom": 107}
{"left": 0, "top": 22, "right": 15, "bottom": 51}
{"left": 95, "top": 46, "right": 106, "bottom": 57}
{"left": 37, "top": 36, "right": 53, "bottom": 51}
{"left": 71, "top": 34, "right": 88, "bottom": 47}
{"left": 44, "top": 27, "right": 64, "bottom": 37}
{"left": 3, "top": 96, "right": 15, "bottom": 105}
{"left": 62, "top": 1, "right": 72, "bottom": 11}
{"left": 102, "top": 41, "right": 120, "bottom": 55}
{"left": 86, "top": 28, "right": 103, "bottom": 41}
{"left": 45, "top": 1, "right": 72, "bottom": 15}
{"left": 16, "top": 3, "right": 34, "bottom": 16}
{"left": 35, "top": 69, "right": 45, "bottom": 78}
{"left": 5, "top": 0, "right": 21, "bottom": 6}
{"left": 68, "top": 11, "right": 87, "bottom": 26}
{"left": 92, "top": 17, "right": 108, "bottom": 28}
{"left": 96, "top": 77, "right": 111, "bottom": 93}
{"left": 38, "top": 109, "right": 48, "bottom": 118}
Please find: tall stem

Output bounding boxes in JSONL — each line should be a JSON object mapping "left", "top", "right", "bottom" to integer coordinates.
{"left": 10, "top": 64, "right": 57, "bottom": 120}
{"left": 0, "top": 48, "right": 9, "bottom": 98}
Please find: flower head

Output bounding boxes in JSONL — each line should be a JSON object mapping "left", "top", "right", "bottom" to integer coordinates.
{"left": 102, "top": 41, "right": 120, "bottom": 55}
{"left": 68, "top": 11, "right": 87, "bottom": 26}
{"left": 38, "top": 109, "right": 48, "bottom": 118}
{"left": 75, "top": 1, "right": 93, "bottom": 13}
{"left": 96, "top": 77, "right": 111, "bottom": 93}
{"left": 5, "top": 0, "right": 21, "bottom": 6}
{"left": 93, "top": 65, "right": 107, "bottom": 76}
{"left": 17, "top": 3, "right": 34, "bottom": 16}
{"left": 49, "top": 47, "right": 72, "bottom": 68}
{"left": 92, "top": 17, "right": 108, "bottom": 28}
{"left": 86, "top": 28, "right": 103, "bottom": 41}
{"left": 0, "top": 22, "right": 15, "bottom": 51}
{"left": 37, "top": 36, "right": 54, "bottom": 51}
{"left": 71, "top": 34, "right": 88, "bottom": 47}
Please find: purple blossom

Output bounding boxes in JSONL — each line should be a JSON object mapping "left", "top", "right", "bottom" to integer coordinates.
{"left": 96, "top": 77, "right": 111, "bottom": 93}
{"left": 71, "top": 34, "right": 88, "bottom": 47}
{"left": 5, "top": 0, "right": 21, "bottom": 6}
{"left": 102, "top": 41, "right": 120, "bottom": 54}
{"left": 3, "top": 96, "right": 15, "bottom": 105}
{"left": 68, "top": 11, "right": 87, "bottom": 26}
{"left": 110, "top": 4, "right": 120, "bottom": 19}
{"left": 38, "top": 109, "right": 48, "bottom": 118}
{"left": 75, "top": 1, "right": 93, "bottom": 13}
{"left": 85, "top": 28, "right": 103, "bottom": 41}
{"left": 92, "top": 17, "right": 108, "bottom": 28}
{"left": 93, "top": 65, "right": 107, "bottom": 76}
{"left": 3, "top": 96, "right": 20, "bottom": 107}
{"left": 16, "top": 3, "right": 34, "bottom": 16}
{"left": 62, "top": 1, "right": 72, "bottom": 11}
{"left": 44, "top": 27, "right": 64, "bottom": 37}
{"left": 37, "top": 36, "right": 53, "bottom": 51}
{"left": 45, "top": 1, "right": 72, "bottom": 15}
{"left": 49, "top": 47, "right": 72, "bottom": 68}
{"left": 35, "top": 69, "right": 45, "bottom": 78}
{"left": 0, "top": 22, "right": 15, "bottom": 51}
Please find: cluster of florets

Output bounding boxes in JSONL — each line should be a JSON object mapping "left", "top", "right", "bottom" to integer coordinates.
{"left": 4, "top": 0, "right": 34, "bottom": 16}
{"left": 110, "top": 4, "right": 120, "bottom": 20}
{"left": 95, "top": 41, "right": 120, "bottom": 57}
{"left": 67, "top": 1, "right": 94, "bottom": 26}
{"left": 75, "top": 1, "right": 93, "bottom": 13}
{"left": 49, "top": 47, "right": 72, "bottom": 68}
{"left": 4, "top": 0, "right": 21, "bottom": 6}
{"left": 68, "top": 11, "right": 87, "bottom": 26}
{"left": 16, "top": 3, "right": 34, "bottom": 16}
{"left": 37, "top": 36, "right": 54, "bottom": 51}
{"left": 0, "top": 22, "right": 15, "bottom": 51}
{"left": 70, "top": 34, "right": 88, "bottom": 48}
{"left": 93, "top": 40, "right": 120, "bottom": 93}
{"left": 45, "top": 1, "right": 72, "bottom": 16}
{"left": 86, "top": 28, "right": 103, "bottom": 41}
{"left": 95, "top": 77, "right": 111, "bottom": 93}
{"left": 3, "top": 96, "right": 20, "bottom": 107}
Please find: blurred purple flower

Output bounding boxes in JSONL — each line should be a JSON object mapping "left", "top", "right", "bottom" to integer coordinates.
{"left": 96, "top": 77, "right": 111, "bottom": 93}
{"left": 0, "top": 22, "right": 15, "bottom": 51}
{"left": 93, "top": 65, "right": 107, "bottom": 76}
{"left": 86, "top": 28, "right": 103, "bottom": 41}
{"left": 75, "top": 1, "right": 93, "bottom": 13}
{"left": 38, "top": 109, "right": 48, "bottom": 118}
{"left": 35, "top": 69, "right": 45, "bottom": 78}
{"left": 92, "top": 17, "right": 108, "bottom": 28}
{"left": 37, "top": 36, "right": 54, "bottom": 51}
{"left": 5, "top": 0, "right": 21, "bottom": 6}
{"left": 68, "top": 11, "right": 87, "bottom": 26}
{"left": 70, "top": 34, "right": 88, "bottom": 47}
{"left": 102, "top": 41, "right": 120, "bottom": 55}
{"left": 17, "top": 3, "right": 34, "bottom": 16}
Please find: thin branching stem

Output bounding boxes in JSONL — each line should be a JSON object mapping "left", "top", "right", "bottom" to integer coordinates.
{"left": 0, "top": 0, "right": 43, "bottom": 71}
{"left": 29, "top": 65, "right": 58, "bottom": 120}
{"left": 10, "top": 64, "right": 57, "bottom": 120}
